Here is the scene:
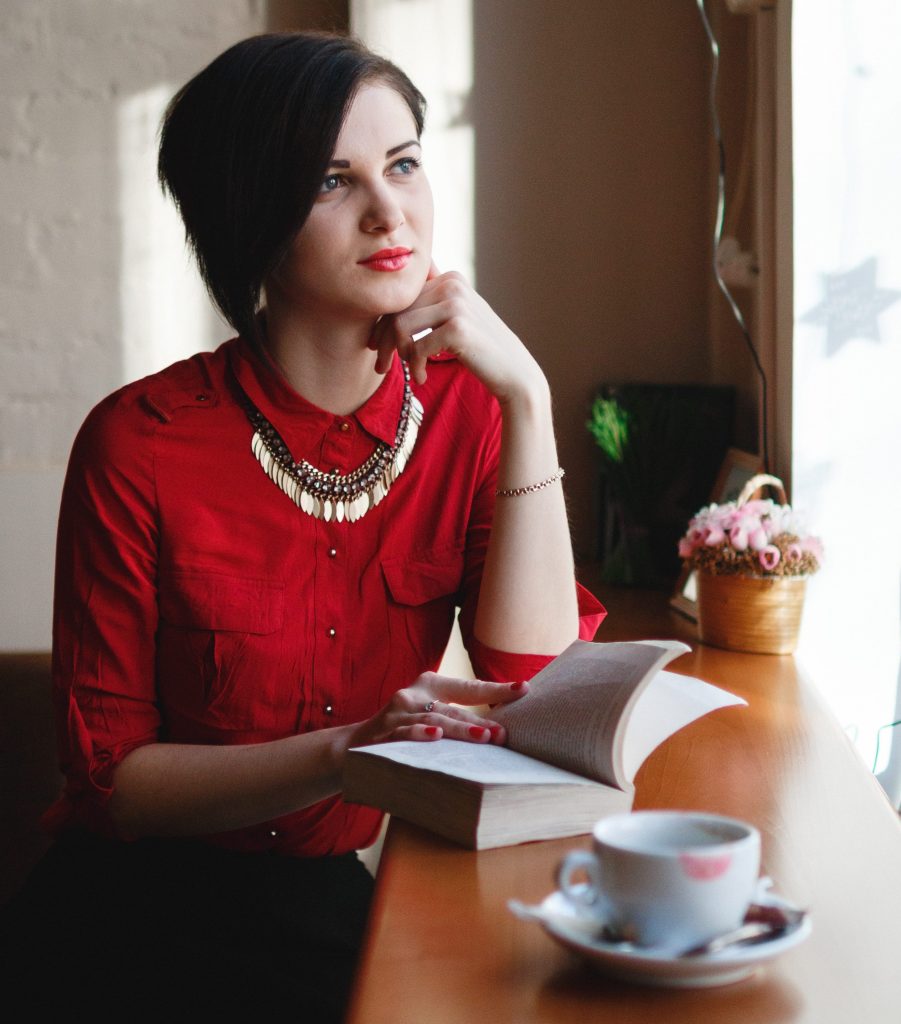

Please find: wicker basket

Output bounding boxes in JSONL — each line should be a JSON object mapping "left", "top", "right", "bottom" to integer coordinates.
{"left": 695, "top": 473, "right": 808, "bottom": 655}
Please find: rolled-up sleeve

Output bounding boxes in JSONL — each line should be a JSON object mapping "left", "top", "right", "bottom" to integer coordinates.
{"left": 44, "top": 391, "right": 162, "bottom": 838}
{"left": 465, "top": 584, "right": 606, "bottom": 682}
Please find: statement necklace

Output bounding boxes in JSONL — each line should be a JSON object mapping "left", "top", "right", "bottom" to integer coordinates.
{"left": 240, "top": 362, "right": 424, "bottom": 524}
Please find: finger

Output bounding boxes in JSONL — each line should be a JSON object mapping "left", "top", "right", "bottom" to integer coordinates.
{"left": 391, "top": 723, "right": 444, "bottom": 742}
{"left": 382, "top": 296, "right": 448, "bottom": 370}
{"left": 366, "top": 316, "right": 383, "bottom": 351}
{"left": 421, "top": 675, "right": 529, "bottom": 708}
{"left": 391, "top": 269, "right": 454, "bottom": 321}
{"left": 396, "top": 321, "right": 460, "bottom": 386}
{"left": 423, "top": 700, "right": 500, "bottom": 731}
{"left": 428, "top": 702, "right": 509, "bottom": 745}
{"left": 390, "top": 299, "right": 457, "bottom": 351}
{"left": 372, "top": 316, "right": 398, "bottom": 375}
{"left": 435, "top": 714, "right": 507, "bottom": 745}
{"left": 429, "top": 719, "right": 502, "bottom": 745}
{"left": 405, "top": 323, "right": 460, "bottom": 385}
{"left": 408, "top": 332, "right": 431, "bottom": 387}
{"left": 372, "top": 272, "right": 443, "bottom": 375}
{"left": 385, "top": 310, "right": 454, "bottom": 386}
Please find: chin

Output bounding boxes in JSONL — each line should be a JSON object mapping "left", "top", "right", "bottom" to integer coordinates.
{"left": 369, "top": 279, "right": 428, "bottom": 316}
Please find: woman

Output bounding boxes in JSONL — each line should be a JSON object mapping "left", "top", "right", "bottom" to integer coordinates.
{"left": 1, "top": 32, "right": 603, "bottom": 1019}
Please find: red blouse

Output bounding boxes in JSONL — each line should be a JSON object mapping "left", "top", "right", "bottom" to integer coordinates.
{"left": 46, "top": 336, "right": 605, "bottom": 855}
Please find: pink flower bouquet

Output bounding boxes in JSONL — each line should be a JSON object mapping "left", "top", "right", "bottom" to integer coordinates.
{"left": 678, "top": 490, "right": 823, "bottom": 579}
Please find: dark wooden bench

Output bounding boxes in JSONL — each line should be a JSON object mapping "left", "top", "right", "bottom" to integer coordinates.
{"left": 0, "top": 653, "right": 61, "bottom": 906}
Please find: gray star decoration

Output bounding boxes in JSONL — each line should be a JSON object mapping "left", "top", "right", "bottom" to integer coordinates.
{"left": 801, "top": 257, "right": 901, "bottom": 356}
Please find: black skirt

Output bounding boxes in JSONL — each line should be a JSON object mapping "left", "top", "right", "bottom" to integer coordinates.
{"left": 0, "top": 830, "right": 374, "bottom": 1022}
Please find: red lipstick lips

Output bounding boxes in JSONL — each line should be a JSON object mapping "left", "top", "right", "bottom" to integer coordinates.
{"left": 359, "top": 247, "right": 412, "bottom": 272}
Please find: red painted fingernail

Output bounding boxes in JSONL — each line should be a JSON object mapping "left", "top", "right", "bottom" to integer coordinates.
{"left": 510, "top": 681, "right": 526, "bottom": 692}
{"left": 469, "top": 725, "right": 487, "bottom": 739}
{"left": 489, "top": 725, "right": 502, "bottom": 740}
{"left": 424, "top": 726, "right": 440, "bottom": 737}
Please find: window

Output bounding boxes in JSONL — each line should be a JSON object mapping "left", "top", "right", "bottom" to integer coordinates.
{"left": 792, "top": 0, "right": 901, "bottom": 798}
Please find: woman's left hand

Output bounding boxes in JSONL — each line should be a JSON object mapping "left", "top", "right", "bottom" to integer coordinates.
{"left": 370, "top": 265, "right": 547, "bottom": 406}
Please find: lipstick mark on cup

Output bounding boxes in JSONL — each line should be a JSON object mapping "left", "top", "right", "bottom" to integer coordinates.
{"left": 679, "top": 852, "right": 733, "bottom": 880}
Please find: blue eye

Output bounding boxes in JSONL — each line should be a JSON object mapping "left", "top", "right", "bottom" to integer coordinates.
{"left": 392, "top": 157, "right": 421, "bottom": 175}
{"left": 319, "top": 174, "right": 345, "bottom": 193}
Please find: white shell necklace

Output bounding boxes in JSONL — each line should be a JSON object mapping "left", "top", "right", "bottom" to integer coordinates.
{"left": 238, "top": 362, "right": 424, "bottom": 524}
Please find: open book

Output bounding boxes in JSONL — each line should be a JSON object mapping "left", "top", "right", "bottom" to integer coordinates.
{"left": 343, "top": 639, "right": 745, "bottom": 850}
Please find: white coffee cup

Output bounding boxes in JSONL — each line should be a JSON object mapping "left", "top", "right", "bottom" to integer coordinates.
{"left": 556, "top": 810, "right": 761, "bottom": 953}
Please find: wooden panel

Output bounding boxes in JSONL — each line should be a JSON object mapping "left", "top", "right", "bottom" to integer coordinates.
{"left": 0, "top": 653, "right": 60, "bottom": 906}
{"left": 348, "top": 586, "right": 901, "bottom": 1023}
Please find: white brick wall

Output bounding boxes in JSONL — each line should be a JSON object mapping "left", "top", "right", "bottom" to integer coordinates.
{"left": 0, "top": 0, "right": 266, "bottom": 649}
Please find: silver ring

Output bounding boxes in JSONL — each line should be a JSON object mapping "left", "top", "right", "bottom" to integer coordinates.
{"left": 424, "top": 700, "right": 437, "bottom": 713}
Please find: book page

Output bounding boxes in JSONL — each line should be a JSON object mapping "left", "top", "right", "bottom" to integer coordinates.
{"left": 492, "top": 639, "right": 690, "bottom": 787}
{"left": 621, "top": 671, "right": 746, "bottom": 783}
{"left": 349, "top": 739, "right": 598, "bottom": 786}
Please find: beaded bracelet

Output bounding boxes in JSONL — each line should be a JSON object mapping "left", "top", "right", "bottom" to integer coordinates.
{"left": 495, "top": 467, "right": 565, "bottom": 497}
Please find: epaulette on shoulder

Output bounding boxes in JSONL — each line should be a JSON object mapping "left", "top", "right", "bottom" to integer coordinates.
{"left": 141, "top": 388, "right": 220, "bottom": 424}
{"left": 138, "top": 352, "right": 221, "bottom": 423}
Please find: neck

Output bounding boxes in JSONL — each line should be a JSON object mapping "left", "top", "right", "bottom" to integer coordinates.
{"left": 261, "top": 302, "right": 386, "bottom": 416}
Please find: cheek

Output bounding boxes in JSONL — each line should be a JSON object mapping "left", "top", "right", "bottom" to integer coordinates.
{"left": 269, "top": 228, "right": 335, "bottom": 295}
{"left": 416, "top": 182, "right": 435, "bottom": 244}
{"left": 286, "top": 210, "right": 341, "bottom": 268}
{"left": 290, "top": 230, "right": 331, "bottom": 274}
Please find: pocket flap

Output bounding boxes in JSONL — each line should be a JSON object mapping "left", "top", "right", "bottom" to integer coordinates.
{"left": 159, "top": 571, "right": 284, "bottom": 634}
{"left": 381, "top": 551, "right": 464, "bottom": 607}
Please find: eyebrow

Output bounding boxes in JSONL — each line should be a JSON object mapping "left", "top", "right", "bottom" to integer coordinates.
{"left": 328, "top": 140, "right": 421, "bottom": 169}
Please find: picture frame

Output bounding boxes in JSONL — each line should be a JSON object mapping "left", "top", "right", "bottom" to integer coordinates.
{"left": 669, "top": 448, "right": 764, "bottom": 620}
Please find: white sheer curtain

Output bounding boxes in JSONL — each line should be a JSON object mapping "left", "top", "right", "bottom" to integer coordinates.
{"left": 792, "top": 0, "right": 901, "bottom": 800}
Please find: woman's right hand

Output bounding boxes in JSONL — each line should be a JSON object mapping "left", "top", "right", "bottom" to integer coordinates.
{"left": 345, "top": 673, "right": 529, "bottom": 750}
{"left": 109, "top": 673, "right": 529, "bottom": 837}
{"left": 370, "top": 266, "right": 548, "bottom": 408}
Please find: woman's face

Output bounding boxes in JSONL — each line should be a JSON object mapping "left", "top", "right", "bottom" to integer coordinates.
{"left": 267, "top": 83, "right": 433, "bottom": 324}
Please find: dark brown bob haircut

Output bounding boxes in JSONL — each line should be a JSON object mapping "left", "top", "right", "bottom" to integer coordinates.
{"left": 158, "top": 32, "right": 426, "bottom": 345}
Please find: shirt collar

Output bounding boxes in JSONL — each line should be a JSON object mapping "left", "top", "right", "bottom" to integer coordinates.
{"left": 228, "top": 334, "right": 405, "bottom": 449}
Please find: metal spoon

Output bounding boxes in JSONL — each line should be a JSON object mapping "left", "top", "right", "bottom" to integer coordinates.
{"left": 680, "top": 918, "right": 793, "bottom": 957}
{"left": 600, "top": 905, "right": 807, "bottom": 958}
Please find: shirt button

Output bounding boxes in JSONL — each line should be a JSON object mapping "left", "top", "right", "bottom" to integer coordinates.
{"left": 339, "top": 421, "right": 350, "bottom": 432}
{"left": 328, "top": 548, "right": 338, "bottom": 558}
{"left": 327, "top": 627, "right": 336, "bottom": 638}
{"left": 325, "top": 705, "right": 334, "bottom": 715}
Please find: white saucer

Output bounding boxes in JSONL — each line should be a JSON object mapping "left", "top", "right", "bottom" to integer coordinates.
{"left": 509, "top": 888, "right": 812, "bottom": 989}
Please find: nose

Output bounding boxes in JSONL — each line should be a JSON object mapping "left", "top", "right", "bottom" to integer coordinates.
{"left": 360, "top": 182, "right": 405, "bottom": 234}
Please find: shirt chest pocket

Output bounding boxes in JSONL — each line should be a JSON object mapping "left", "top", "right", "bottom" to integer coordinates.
{"left": 157, "top": 571, "right": 288, "bottom": 733}
{"left": 158, "top": 571, "right": 284, "bottom": 633}
{"left": 379, "top": 549, "right": 464, "bottom": 681}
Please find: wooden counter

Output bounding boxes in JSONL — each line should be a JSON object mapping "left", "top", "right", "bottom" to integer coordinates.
{"left": 347, "top": 587, "right": 901, "bottom": 1024}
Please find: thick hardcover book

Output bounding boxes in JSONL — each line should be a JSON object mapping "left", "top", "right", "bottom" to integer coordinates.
{"left": 343, "top": 639, "right": 744, "bottom": 849}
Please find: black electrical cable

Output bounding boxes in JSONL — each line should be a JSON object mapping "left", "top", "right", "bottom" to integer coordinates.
{"left": 696, "top": 0, "right": 770, "bottom": 472}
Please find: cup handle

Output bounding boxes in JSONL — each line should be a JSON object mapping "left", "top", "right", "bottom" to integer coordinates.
{"left": 556, "top": 850, "right": 603, "bottom": 909}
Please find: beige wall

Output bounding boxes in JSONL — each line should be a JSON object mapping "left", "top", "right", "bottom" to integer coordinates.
{"left": 471, "top": 0, "right": 753, "bottom": 559}
{"left": 269, "top": 0, "right": 348, "bottom": 32}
